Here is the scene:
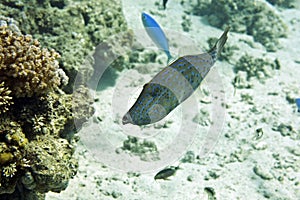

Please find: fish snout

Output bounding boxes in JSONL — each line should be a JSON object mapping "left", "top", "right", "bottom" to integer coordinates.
{"left": 122, "top": 113, "right": 133, "bottom": 125}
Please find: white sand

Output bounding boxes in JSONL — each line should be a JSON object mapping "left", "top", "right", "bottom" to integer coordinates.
{"left": 47, "top": 0, "right": 300, "bottom": 199}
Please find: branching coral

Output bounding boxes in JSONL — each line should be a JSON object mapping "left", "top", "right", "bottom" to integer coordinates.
{"left": 1, "top": 0, "right": 131, "bottom": 92}
{"left": 0, "top": 81, "right": 13, "bottom": 114}
{"left": 0, "top": 25, "right": 62, "bottom": 97}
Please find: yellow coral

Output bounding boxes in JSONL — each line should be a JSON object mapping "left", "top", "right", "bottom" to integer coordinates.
{"left": 2, "top": 162, "right": 17, "bottom": 178}
{"left": 0, "top": 152, "right": 13, "bottom": 165}
{"left": 0, "top": 82, "right": 13, "bottom": 114}
{"left": 0, "top": 25, "right": 62, "bottom": 97}
{"left": 11, "top": 133, "right": 28, "bottom": 148}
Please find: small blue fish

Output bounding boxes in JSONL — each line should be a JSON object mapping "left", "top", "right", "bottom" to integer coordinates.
{"left": 296, "top": 98, "right": 300, "bottom": 112}
{"left": 123, "top": 27, "right": 230, "bottom": 125}
{"left": 141, "top": 12, "right": 172, "bottom": 63}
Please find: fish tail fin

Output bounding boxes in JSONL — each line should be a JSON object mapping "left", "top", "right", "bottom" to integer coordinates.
{"left": 166, "top": 51, "right": 173, "bottom": 64}
{"left": 208, "top": 26, "right": 230, "bottom": 61}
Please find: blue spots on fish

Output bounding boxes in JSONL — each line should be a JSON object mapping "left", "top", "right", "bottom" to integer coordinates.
{"left": 122, "top": 27, "right": 230, "bottom": 125}
{"left": 169, "top": 56, "right": 205, "bottom": 91}
{"left": 125, "top": 83, "right": 179, "bottom": 125}
{"left": 296, "top": 98, "right": 300, "bottom": 112}
{"left": 141, "top": 12, "right": 172, "bottom": 63}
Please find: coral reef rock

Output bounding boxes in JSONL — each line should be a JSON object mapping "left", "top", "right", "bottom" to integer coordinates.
{"left": 0, "top": 24, "right": 94, "bottom": 199}
{"left": 187, "top": 0, "right": 287, "bottom": 51}
{"left": 0, "top": 82, "right": 13, "bottom": 114}
{"left": 0, "top": 0, "right": 132, "bottom": 92}
{"left": 0, "top": 25, "right": 62, "bottom": 98}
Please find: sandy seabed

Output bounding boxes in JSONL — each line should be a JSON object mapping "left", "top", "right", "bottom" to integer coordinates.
{"left": 47, "top": 0, "right": 300, "bottom": 199}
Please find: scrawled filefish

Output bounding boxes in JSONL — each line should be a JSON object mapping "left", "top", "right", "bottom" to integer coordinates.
{"left": 122, "top": 27, "right": 230, "bottom": 126}
{"left": 141, "top": 12, "right": 172, "bottom": 63}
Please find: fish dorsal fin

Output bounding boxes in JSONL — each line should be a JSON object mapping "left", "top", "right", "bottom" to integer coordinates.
{"left": 208, "top": 26, "right": 230, "bottom": 61}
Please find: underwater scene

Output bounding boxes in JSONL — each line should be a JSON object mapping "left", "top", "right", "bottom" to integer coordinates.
{"left": 0, "top": 0, "right": 300, "bottom": 199}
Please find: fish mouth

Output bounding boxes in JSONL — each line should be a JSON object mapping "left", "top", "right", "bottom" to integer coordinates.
{"left": 122, "top": 113, "right": 133, "bottom": 125}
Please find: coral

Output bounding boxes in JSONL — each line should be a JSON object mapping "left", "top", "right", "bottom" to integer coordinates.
{"left": 234, "top": 54, "right": 277, "bottom": 82}
{"left": 0, "top": 24, "right": 94, "bottom": 199}
{"left": 181, "top": 15, "right": 192, "bottom": 32}
{"left": 0, "top": 0, "right": 131, "bottom": 92}
{"left": 0, "top": 152, "right": 14, "bottom": 165}
{"left": 0, "top": 82, "right": 13, "bottom": 114}
{"left": 14, "top": 86, "right": 94, "bottom": 140}
{"left": 272, "top": 122, "right": 297, "bottom": 139}
{"left": 0, "top": 117, "right": 29, "bottom": 195}
{"left": 0, "top": 16, "right": 21, "bottom": 34}
{"left": 0, "top": 88, "right": 93, "bottom": 198}
{"left": 267, "top": 0, "right": 295, "bottom": 8}
{"left": 119, "top": 136, "right": 159, "bottom": 161}
{"left": 24, "top": 134, "right": 78, "bottom": 193}
{"left": 232, "top": 71, "right": 253, "bottom": 89}
{"left": 88, "top": 30, "right": 134, "bottom": 90}
{"left": 71, "top": 85, "right": 95, "bottom": 129}
{"left": 0, "top": 25, "right": 62, "bottom": 97}
{"left": 188, "top": 0, "right": 287, "bottom": 51}
{"left": 180, "top": 150, "right": 196, "bottom": 163}
{"left": 15, "top": 92, "right": 71, "bottom": 138}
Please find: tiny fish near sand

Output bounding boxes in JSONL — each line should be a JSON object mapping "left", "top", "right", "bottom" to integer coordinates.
{"left": 154, "top": 165, "right": 180, "bottom": 180}
{"left": 141, "top": 12, "right": 172, "bottom": 63}
{"left": 122, "top": 27, "right": 230, "bottom": 126}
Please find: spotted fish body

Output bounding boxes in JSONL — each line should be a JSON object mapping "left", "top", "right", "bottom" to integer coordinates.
{"left": 123, "top": 27, "right": 230, "bottom": 125}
